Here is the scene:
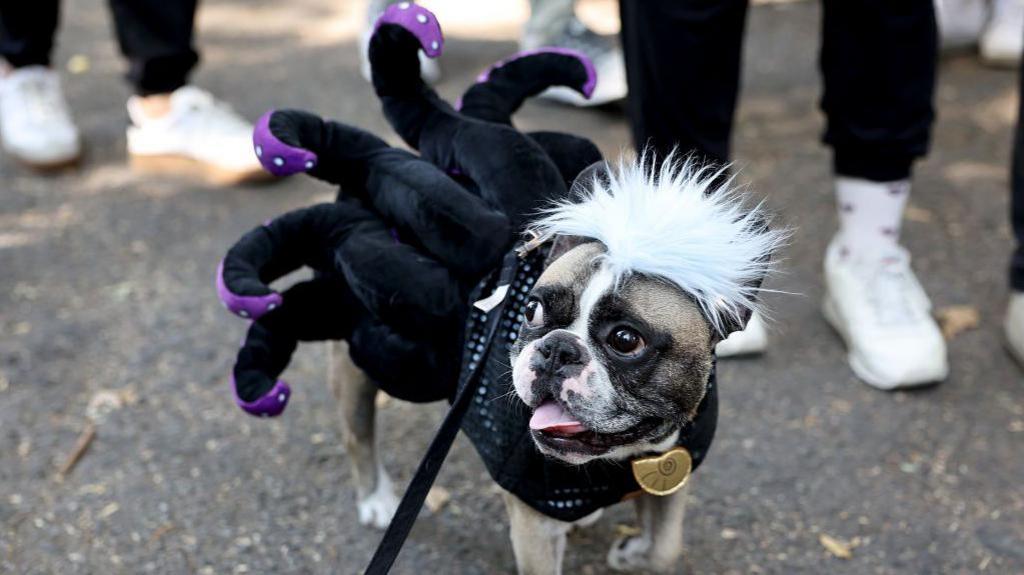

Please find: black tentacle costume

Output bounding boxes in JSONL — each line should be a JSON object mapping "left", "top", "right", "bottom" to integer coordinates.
{"left": 216, "top": 3, "right": 717, "bottom": 521}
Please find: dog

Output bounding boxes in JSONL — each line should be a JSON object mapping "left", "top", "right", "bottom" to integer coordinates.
{"left": 324, "top": 158, "right": 783, "bottom": 574}
{"left": 214, "top": 6, "right": 783, "bottom": 570}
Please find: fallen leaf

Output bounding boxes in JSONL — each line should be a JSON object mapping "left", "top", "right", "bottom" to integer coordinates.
{"left": 819, "top": 533, "right": 852, "bottom": 559}
{"left": 148, "top": 523, "right": 176, "bottom": 547}
{"left": 98, "top": 502, "right": 120, "bottom": 519}
{"left": 904, "top": 204, "right": 935, "bottom": 223}
{"left": 425, "top": 486, "right": 451, "bottom": 513}
{"left": 943, "top": 161, "right": 1005, "bottom": 185}
{"left": 615, "top": 524, "right": 641, "bottom": 537}
{"left": 57, "top": 422, "right": 96, "bottom": 479}
{"left": 936, "top": 305, "right": 980, "bottom": 340}
{"left": 78, "top": 483, "right": 107, "bottom": 496}
{"left": 86, "top": 390, "right": 126, "bottom": 422}
{"left": 720, "top": 528, "right": 740, "bottom": 540}
{"left": 67, "top": 54, "right": 90, "bottom": 74}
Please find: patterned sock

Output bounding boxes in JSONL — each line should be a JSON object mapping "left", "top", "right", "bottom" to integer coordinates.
{"left": 834, "top": 176, "right": 910, "bottom": 261}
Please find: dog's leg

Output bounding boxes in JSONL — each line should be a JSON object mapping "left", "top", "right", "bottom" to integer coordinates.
{"left": 328, "top": 341, "right": 399, "bottom": 529}
{"left": 607, "top": 482, "right": 690, "bottom": 573}
{"left": 502, "top": 491, "right": 572, "bottom": 575}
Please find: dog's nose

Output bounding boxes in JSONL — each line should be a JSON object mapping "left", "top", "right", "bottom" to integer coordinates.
{"left": 537, "top": 332, "right": 584, "bottom": 368}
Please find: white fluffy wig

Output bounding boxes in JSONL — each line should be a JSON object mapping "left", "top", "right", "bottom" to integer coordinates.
{"left": 532, "top": 154, "right": 787, "bottom": 337}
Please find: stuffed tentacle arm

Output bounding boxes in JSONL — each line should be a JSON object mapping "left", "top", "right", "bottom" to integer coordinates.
{"left": 231, "top": 274, "right": 459, "bottom": 415}
{"left": 217, "top": 201, "right": 373, "bottom": 320}
{"left": 332, "top": 214, "right": 467, "bottom": 339}
{"left": 526, "top": 131, "right": 604, "bottom": 188}
{"left": 458, "top": 50, "right": 597, "bottom": 125}
{"left": 361, "top": 149, "right": 513, "bottom": 276}
{"left": 254, "top": 109, "right": 396, "bottom": 188}
{"left": 231, "top": 275, "right": 365, "bottom": 416}
{"left": 367, "top": 7, "right": 570, "bottom": 226}
{"left": 347, "top": 318, "right": 457, "bottom": 403}
{"left": 369, "top": 4, "right": 458, "bottom": 152}
{"left": 253, "top": 109, "right": 319, "bottom": 177}
{"left": 373, "top": 1, "right": 443, "bottom": 58}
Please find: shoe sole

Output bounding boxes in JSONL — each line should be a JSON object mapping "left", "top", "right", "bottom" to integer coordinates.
{"left": 980, "top": 53, "right": 1020, "bottom": 69}
{"left": 537, "top": 87, "right": 625, "bottom": 108}
{"left": 822, "top": 295, "right": 946, "bottom": 391}
{"left": 980, "top": 44, "right": 1020, "bottom": 68}
{"left": 9, "top": 150, "right": 82, "bottom": 172}
{"left": 1002, "top": 322, "right": 1024, "bottom": 370}
{"left": 130, "top": 153, "right": 274, "bottom": 186}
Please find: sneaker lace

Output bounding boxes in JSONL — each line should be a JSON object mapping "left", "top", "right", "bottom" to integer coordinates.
{"left": 863, "top": 254, "right": 925, "bottom": 328}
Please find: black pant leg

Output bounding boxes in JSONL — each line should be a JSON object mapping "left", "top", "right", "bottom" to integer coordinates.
{"left": 0, "top": 0, "right": 60, "bottom": 68}
{"left": 619, "top": 0, "right": 749, "bottom": 165}
{"left": 1011, "top": 56, "right": 1024, "bottom": 290}
{"left": 820, "top": 0, "right": 937, "bottom": 182}
{"left": 107, "top": 0, "right": 199, "bottom": 94}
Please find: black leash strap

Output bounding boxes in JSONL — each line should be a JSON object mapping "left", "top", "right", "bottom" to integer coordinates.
{"left": 364, "top": 251, "right": 520, "bottom": 574}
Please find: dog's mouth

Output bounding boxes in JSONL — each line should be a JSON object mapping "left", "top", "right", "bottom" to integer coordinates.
{"left": 529, "top": 399, "right": 662, "bottom": 456}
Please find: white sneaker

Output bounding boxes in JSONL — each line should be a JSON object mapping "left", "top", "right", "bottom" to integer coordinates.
{"left": 0, "top": 66, "right": 81, "bottom": 168}
{"left": 359, "top": 0, "right": 441, "bottom": 85}
{"left": 525, "top": 18, "right": 627, "bottom": 107}
{"left": 126, "top": 86, "right": 267, "bottom": 185}
{"left": 716, "top": 311, "right": 768, "bottom": 357}
{"left": 981, "top": 0, "right": 1024, "bottom": 67}
{"left": 822, "top": 238, "right": 948, "bottom": 390}
{"left": 1004, "top": 292, "right": 1024, "bottom": 367}
{"left": 934, "top": 0, "right": 988, "bottom": 51}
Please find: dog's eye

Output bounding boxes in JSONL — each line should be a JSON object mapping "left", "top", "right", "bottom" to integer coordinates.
{"left": 524, "top": 299, "right": 544, "bottom": 327}
{"left": 607, "top": 327, "right": 645, "bottom": 356}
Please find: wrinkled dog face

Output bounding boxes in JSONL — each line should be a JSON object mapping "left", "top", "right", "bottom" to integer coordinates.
{"left": 510, "top": 242, "right": 716, "bottom": 465}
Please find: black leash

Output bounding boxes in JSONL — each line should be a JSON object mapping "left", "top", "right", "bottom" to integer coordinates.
{"left": 364, "top": 250, "right": 520, "bottom": 574}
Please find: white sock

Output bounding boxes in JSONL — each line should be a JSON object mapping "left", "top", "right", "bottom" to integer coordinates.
{"left": 834, "top": 176, "right": 910, "bottom": 260}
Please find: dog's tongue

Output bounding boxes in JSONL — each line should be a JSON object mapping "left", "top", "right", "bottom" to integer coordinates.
{"left": 530, "top": 401, "right": 586, "bottom": 434}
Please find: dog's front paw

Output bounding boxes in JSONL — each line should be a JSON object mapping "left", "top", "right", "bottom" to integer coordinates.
{"left": 357, "top": 484, "right": 400, "bottom": 529}
{"left": 607, "top": 535, "right": 651, "bottom": 571}
{"left": 608, "top": 534, "right": 678, "bottom": 573}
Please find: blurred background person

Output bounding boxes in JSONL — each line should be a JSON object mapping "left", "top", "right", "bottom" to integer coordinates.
{"left": 934, "top": 0, "right": 1023, "bottom": 66}
{"left": 0, "top": 0, "right": 264, "bottom": 184}
{"left": 619, "top": 0, "right": 947, "bottom": 391}
{"left": 360, "top": 0, "right": 627, "bottom": 107}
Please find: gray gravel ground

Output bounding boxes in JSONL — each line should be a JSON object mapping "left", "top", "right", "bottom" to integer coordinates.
{"left": 2, "top": 1, "right": 1023, "bottom": 573}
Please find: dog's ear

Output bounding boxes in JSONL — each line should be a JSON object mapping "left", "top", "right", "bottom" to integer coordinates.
{"left": 716, "top": 212, "right": 773, "bottom": 338}
{"left": 540, "top": 161, "right": 610, "bottom": 266}
{"left": 570, "top": 160, "right": 612, "bottom": 197}
{"left": 545, "top": 234, "right": 594, "bottom": 265}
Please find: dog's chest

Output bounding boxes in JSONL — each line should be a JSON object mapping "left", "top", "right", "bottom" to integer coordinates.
{"left": 456, "top": 247, "right": 719, "bottom": 522}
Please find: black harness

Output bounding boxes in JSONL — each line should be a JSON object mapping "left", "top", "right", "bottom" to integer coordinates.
{"left": 365, "top": 244, "right": 718, "bottom": 573}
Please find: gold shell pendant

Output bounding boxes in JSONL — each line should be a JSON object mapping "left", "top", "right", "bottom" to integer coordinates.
{"left": 630, "top": 447, "right": 693, "bottom": 496}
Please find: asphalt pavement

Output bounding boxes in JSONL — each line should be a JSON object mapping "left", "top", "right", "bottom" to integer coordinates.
{"left": 1, "top": 1, "right": 1022, "bottom": 573}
